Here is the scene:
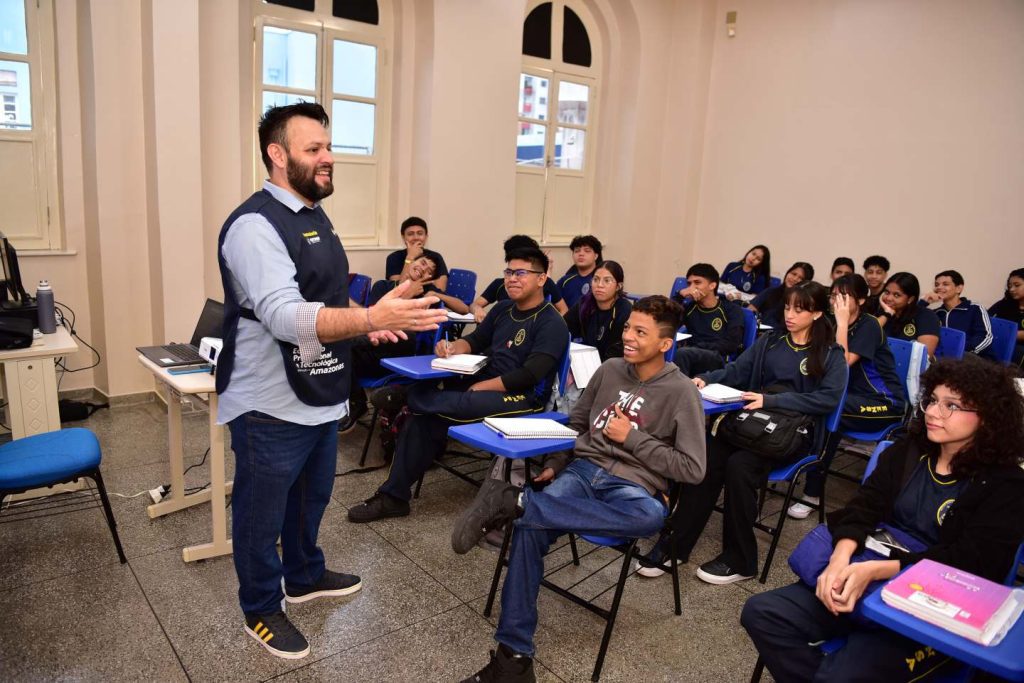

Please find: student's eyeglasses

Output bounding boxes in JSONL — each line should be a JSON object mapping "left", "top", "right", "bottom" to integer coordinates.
{"left": 503, "top": 269, "right": 544, "bottom": 279}
{"left": 918, "top": 397, "right": 977, "bottom": 419}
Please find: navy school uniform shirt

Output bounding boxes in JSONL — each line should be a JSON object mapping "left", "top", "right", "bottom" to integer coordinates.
{"left": 385, "top": 248, "right": 449, "bottom": 281}
{"left": 480, "top": 276, "right": 564, "bottom": 305}
{"left": 846, "top": 314, "right": 906, "bottom": 407}
{"left": 721, "top": 261, "right": 769, "bottom": 295}
{"left": 683, "top": 297, "right": 745, "bottom": 356}
{"left": 750, "top": 285, "right": 784, "bottom": 328}
{"left": 890, "top": 454, "right": 967, "bottom": 547}
{"left": 367, "top": 280, "right": 443, "bottom": 307}
{"left": 934, "top": 298, "right": 993, "bottom": 355}
{"left": 462, "top": 299, "right": 568, "bottom": 404}
{"left": 565, "top": 296, "right": 633, "bottom": 361}
{"left": 883, "top": 306, "right": 941, "bottom": 345}
{"left": 556, "top": 267, "right": 596, "bottom": 308}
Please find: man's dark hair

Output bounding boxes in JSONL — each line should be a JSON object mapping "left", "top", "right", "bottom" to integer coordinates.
{"left": 401, "top": 216, "right": 427, "bottom": 235}
{"left": 506, "top": 246, "right": 549, "bottom": 274}
{"left": 415, "top": 252, "right": 439, "bottom": 274}
{"left": 935, "top": 269, "right": 965, "bottom": 287}
{"left": 569, "top": 235, "right": 603, "bottom": 263}
{"left": 258, "top": 102, "right": 329, "bottom": 174}
{"left": 686, "top": 263, "right": 720, "bottom": 286}
{"left": 831, "top": 257, "right": 855, "bottom": 273}
{"left": 863, "top": 255, "right": 890, "bottom": 272}
{"left": 503, "top": 234, "right": 540, "bottom": 258}
{"left": 908, "top": 356, "right": 1024, "bottom": 477}
{"left": 632, "top": 296, "right": 683, "bottom": 339}
{"left": 831, "top": 273, "right": 869, "bottom": 300}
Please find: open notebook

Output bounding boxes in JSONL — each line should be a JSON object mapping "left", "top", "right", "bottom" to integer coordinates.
{"left": 483, "top": 417, "right": 579, "bottom": 440}
{"left": 431, "top": 354, "right": 489, "bottom": 374}
{"left": 569, "top": 342, "right": 602, "bottom": 389}
{"left": 700, "top": 383, "right": 744, "bottom": 404}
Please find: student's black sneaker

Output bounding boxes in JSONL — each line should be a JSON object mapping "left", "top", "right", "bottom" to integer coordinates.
{"left": 338, "top": 403, "right": 368, "bottom": 435}
{"left": 369, "top": 384, "right": 410, "bottom": 411}
{"left": 635, "top": 535, "right": 689, "bottom": 578}
{"left": 695, "top": 557, "right": 754, "bottom": 585}
{"left": 460, "top": 644, "right": 536, "bottom": 683}
{"left": 347, "top": 492, "right": 410, "bottom": 523}
{"left": 285, "top": 569, "right": 362, "bottom": 604}
{"left": 452, "top": 479, "right": 522, "bottom": 555}
{"left": 244, "top": 611, "right": 310, "bottom": 659}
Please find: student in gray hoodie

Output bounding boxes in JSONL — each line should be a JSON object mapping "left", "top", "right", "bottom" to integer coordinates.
{"left": 641, "top": 281, "right": 846, "bottom": 586}
{"left": 452, "top": 296, "right": 707, "bottom": 683}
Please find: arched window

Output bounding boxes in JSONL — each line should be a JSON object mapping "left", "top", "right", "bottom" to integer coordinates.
{"left": 254, "top": 0, "right": 390, "bottom": 246}
{"left": 516, "top": 1, "right": 599, "bottom": 244}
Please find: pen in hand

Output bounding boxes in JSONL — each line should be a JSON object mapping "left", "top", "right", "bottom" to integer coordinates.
{"left": 444, "top": 330, "right": 452, "bottom": 358}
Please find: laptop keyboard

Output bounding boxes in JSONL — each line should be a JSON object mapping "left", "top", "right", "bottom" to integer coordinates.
{"left": 166, "top": 343, "right": 204, "bottom": 363}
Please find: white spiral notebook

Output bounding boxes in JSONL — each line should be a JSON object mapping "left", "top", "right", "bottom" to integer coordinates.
{"left": 483, "top": 417, "right": 579, "bottom": 440}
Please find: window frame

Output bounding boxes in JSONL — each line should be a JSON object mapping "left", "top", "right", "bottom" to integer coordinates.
{"left": 0, "top": 0, "right": 62, "bottom": 251}
{"left": 251, "top": 0, "right": 391, "bottom": 247}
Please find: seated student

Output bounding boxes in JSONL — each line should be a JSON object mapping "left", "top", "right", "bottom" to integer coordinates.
{"left": 874, "top": 272, "right": 940, "bottom": 358}
{"left": 470, "top": 235, "right": 568, "bottom": 322}
{"left": 922, "top": 270, "right": 994, "bottom": 357}
{"left": 564, "top": 260, "right": 632, "bottom": 361}
{"left": 743, "top": 357, "right": 1024, "bottom": 683}
{"left": 556, "top": 234, "right": 603, "bottom": 308}
{"left": 750, "top": 261, "right": 814, "bottom": 329}
{"left": 347, "top": 247, "right": 569, "bottom": 522}
{"left": 386, "top": 216, "right": 449, "bottom": 291}
{"left": 640, "top": 282, "right": 845, "bottom": 584}
{"left": 451, "top": 296, "right": 708, "bottom": 682}
{"left": 672, "top": 263, "right": 745, "bottom": 377}
{"left": 789, "top": 274, "right": 907, "bottom": 520}
{"left": 722, "top": 244, "right": 772, "bottom": 296}
{"left": 830, "top": 257, "right": 855, "bottom": 281}
{"left": 341, "top": 255, "right": 470, "bottom": 432}
{"left": 988, "top": 267, "right": 1024, "bottom": 367}
{"left": 861, "top": 255, "right": 890, "bottom": 315}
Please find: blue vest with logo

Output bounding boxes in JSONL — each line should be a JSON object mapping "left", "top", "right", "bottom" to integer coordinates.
{"left": 216, "top": 189, "right": 350, "bottom": 407}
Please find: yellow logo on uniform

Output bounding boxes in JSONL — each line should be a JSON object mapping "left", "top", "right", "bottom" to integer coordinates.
{"left": 711, "top": 318, "right": 723, "bottom": 332}
{"left": 903, "top": 323, "right": 916, "bottom": 337}
{"left": 514, "top": 329, "right": 526, "bottom": 346}
{"left": 799, "top": 358, "right": 809, "bottom": 376}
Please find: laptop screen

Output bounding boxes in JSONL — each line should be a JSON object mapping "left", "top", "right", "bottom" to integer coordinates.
{"left": 190, "top": 299, "right": 225, "bottom": 347}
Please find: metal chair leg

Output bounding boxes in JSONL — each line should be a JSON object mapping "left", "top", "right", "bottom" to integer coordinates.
{"left": 669, "top": 534, "right": 682, "bottom": 616}
{"left": 569, "top": 533, "right": 581, "bottom": 566}
{"left": 358, "top": 407, "right": 380, "bottom": 467}
{"left": 91, "top": 469, "right": 127, "bottom": 564}
{"left": 750, "top": 656, "right": 765, "bottom": 683}
{"left": 591, "top": 539, "right": 638, "bottom": 682}
{"left": 484, "top": 524, "right": 514, "bottom": 618}
{"left": 760, "top": 475, "right": 800, "bottom": 584}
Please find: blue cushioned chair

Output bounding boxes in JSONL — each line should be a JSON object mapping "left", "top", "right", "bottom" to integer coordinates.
{"left": 0, "top": 429, "right": 126, "bottom": 563}
{"left": 935, "top": 327, "right": 966, "bottom": 360}
{"left": 349, "top": 273, "right": 371, "bottom": 307}
{"left": 769, "top": 276, "right": 781, "bottom": 289}
{"left": 988, "top": 317, "right": 1016, "bottom": 365}
{"left": 445, "top": 268, "right": 477, "bottom": 307}
{"left": 668, "top": 276, "right": 687, "bottom": 300}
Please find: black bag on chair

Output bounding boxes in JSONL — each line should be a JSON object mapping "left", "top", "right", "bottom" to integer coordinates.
{"left": 714, "top": 406, "right": 813, "bottom": 461}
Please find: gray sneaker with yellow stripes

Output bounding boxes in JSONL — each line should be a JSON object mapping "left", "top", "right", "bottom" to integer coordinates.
{"left": 244, "top": 611, "right": 310, "bottom": 659}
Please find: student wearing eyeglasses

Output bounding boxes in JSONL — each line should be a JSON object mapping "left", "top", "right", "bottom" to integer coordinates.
{"left": 744, "top": 356, "right": 1024, "bottom": 683}
{"left": 470, "top": 235, "right": 567, "bottom": 323}
{"left": 347, "top": 247, "right": 569, "bottom": 523}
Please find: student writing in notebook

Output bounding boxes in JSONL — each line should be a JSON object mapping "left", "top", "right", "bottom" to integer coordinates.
{"left": 564, "top": 260, "right": 632, "bottom": 361}
{"left": 452, "top": 296, "right": 707, "bottom": 683}
{"left": 672, "top": 263, "right": 745, "bottom": 378}
{"left": 347, "top": 247, "right": 568, "bottom": 523}
{"left": 744, "top": 357, "right": 1024, "bottom": 683}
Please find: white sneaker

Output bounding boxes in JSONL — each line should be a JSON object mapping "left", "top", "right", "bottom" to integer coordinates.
{"left": 787, "top": 497, "right": 819, "bottom": 520}
{"left": 635, "top": 561, "right": 666, "bottom": 578}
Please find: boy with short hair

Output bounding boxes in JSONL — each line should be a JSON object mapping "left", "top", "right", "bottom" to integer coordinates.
{"left": 556, "top": 234, "right": 603, "bottom": 308}
{"left": 672, "top": 263, "right": 745, "bottom": 377}
{"left": 471, "top": 235, "right": 567, "bottom": 322}
{"left": 861, "top": 255, "right": 890, "bottom": 315}
{"left": 454, "top": 296, "right": 707, "bottom": 683}
{"left": 925, "top": 270, "right": 993, "bottom": 355}
{"left": 830, "top": 257, "right": 855, "bottom": 281}
{"left": 385, "top": 216, "right": 450, "bottom": 291}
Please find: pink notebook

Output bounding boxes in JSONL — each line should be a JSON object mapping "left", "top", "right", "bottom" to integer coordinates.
{"left": 881, "top": 559, "right": 1024, "bottom": 645}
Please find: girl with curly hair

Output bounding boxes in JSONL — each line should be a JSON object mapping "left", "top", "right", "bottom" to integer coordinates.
{"left": 742, "top": 355, "right": 1024, "bottom": 682}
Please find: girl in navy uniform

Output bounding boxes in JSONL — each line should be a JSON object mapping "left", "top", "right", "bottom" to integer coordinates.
{"left": 722, "top": 244, "right": 772, "bottom": 296}
{"left": 744, "top": 357, "right": 1024, "bottom": 683}
{"left": 790, "top": 274, "right": 907, "bottom": 520}
{"left": 564, "top": 260, "right": 632, "bottom": 361}
{"left": 750, "top": 262, "right": 814, "bottom": 329}
{"left": 641, "top": 282, "right": 846, "bottom": 584}
{"left": 556, "top": 234, "right": 603, "bottom": 308}
{"left": 987, "top": 267, "right": 1024, "bottom": 367}
{"left": 875, "top": 272, "right": 941, "bottom": 358}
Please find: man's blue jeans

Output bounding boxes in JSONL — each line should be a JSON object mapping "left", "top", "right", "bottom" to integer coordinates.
{"left": 495, "top": 459, "right": 666, "bottom": 656}
{"left": 229, "top": 411, "right": 338, "bottom": 615}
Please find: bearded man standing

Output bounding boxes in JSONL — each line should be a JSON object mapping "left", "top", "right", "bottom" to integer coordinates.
{"left": 217, "top": 103, "right": 446, "bottom": 659}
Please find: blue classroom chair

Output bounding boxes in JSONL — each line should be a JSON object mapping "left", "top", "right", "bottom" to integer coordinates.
{"left": 446, "top": 268, "right": 477, "bottom": 307}
{"left": 349, "top": 273, "right": 371, "bottom": 307}
{"left": 988, "top": 317, "right": 1016, "bottom": 365}
{"left": 935, "top": 327, "right": 966, "bottom": 360}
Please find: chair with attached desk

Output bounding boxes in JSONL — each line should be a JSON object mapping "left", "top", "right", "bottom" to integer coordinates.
{"left": 0, "top": 428, "right": 126, "bottom": 564}
{"left": 988, "top": 317, "right": 1017, "bottom": 365}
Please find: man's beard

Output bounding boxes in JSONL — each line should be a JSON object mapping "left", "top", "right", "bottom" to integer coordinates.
{"left": 286, "top": 154, "right": 334, "bottom": 202}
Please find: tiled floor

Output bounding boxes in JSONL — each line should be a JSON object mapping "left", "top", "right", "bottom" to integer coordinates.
{"left": 0, "top": 400, "right": 867, "bottom": 682}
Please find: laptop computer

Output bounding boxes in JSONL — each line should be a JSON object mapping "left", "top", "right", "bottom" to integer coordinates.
{"left": 137, "top": 299, "right": 224, "bottom": 368}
